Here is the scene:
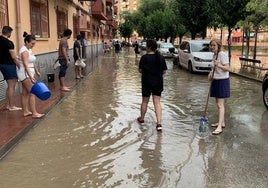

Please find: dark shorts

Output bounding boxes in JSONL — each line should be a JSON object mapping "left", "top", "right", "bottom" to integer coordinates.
{"left": 142, "top": 85, "right": 163, "bottom": 97}
{"left": 210, "top": 78, "right": 230, "bottom": 98}
{"left": 0, "top": 64, "right": 18, "bottom": 80}
{"left": 58, "top": 59, "right": 68, "bottom": 78}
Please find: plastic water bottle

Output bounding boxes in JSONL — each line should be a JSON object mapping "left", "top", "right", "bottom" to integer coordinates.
{"left": 199, "top": 117, "right": 208, "bottom": 132}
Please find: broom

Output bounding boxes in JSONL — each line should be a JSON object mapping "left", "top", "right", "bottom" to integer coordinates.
{"left": 199, "top": 53, "right": 218, "bottom": 132}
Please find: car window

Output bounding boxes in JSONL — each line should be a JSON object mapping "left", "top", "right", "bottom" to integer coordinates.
{"left": 185, "top": 43, "right": 190, "bottom": 51}
{"left": 180, "top": 42, "right": 186, "bottom": 50}
{"left": 191, "top": 42, "right": 210, "bottom": 52}
{"left": 161, "top": 43, "right": 174, "bottom": 48}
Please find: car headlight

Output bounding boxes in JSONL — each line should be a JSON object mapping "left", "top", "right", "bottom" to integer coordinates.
{"left": 194, "top": 57, "right": 210, "bottom": 62}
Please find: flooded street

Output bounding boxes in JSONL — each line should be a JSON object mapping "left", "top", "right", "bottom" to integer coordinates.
{"left": 0, "top": 50, "right": 267, "bottom": 188}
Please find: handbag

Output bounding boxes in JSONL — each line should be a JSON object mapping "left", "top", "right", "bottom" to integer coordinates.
{"left": 53, "top": 59, "right": 60, "bottom": 69}
{"left": 75, "top": 59, "right": 86, "bottom": 68}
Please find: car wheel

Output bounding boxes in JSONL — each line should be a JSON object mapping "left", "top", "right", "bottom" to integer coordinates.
{"left": 263, "top": 85, "right": 268, "bottom": 109}
{"left": 188, "top": 62, "right": 194, "bottom": 73}
{"left": 173, "top": 56, "right": 178, "bottom": 65}
{"left": 178, "top": 58, "right": 182, "bottom": 68}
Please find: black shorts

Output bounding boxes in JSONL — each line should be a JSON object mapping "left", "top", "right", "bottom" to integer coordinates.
{"left": 142, "top": 85, "right": 163, "bottom": 97}
{"left": 0, "top": 64, "right": 18, "bottom": 80}
{"left": 58, "top": 59, "right": 68, "bottom": 78}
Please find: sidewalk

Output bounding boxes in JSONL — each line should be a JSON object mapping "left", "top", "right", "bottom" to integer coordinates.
{"left": 0, "top": 55, "right": 265, "bottom": 159}
{"left": 0, "top": 65, "right": 86, "bottom": 159}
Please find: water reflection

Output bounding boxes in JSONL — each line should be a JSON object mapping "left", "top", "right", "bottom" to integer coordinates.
{"left": 0, "top": 50, "right": 267, "bottom": 188}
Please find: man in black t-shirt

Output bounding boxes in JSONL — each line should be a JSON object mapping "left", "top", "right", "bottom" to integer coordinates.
{"left": 137, "top": 39, "right": 167, "bottom": 131}
{"left": 133, "top": 41, "right": 139, "bottom": 58}
{"left": 0, "top": 26, "right": 21, "bottom": 111}
{"left": 73, "top": 34, "right": 83, "bottom": 79}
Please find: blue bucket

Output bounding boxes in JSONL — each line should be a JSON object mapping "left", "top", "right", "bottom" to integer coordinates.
{"left": 30, "top": 82, "right": 51, "bottom": 101}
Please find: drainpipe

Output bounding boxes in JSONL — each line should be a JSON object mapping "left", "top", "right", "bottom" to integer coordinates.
{"left": 15, "top": 0, "right": 22, "bottom": 49}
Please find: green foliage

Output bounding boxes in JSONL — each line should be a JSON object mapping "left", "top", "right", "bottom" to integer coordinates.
{"left": 246, "top": 0, "right": 268, "bottom": 29}
{"left": 177, "top": 0, "right": 212, "bottom": 39}
{"left": 118, "top": 21, "right": 133, "bottom": 39}
{"left": 212, "top": 0, "right": 250, "bottom": 29}
{"left": 119, "top": 0, "right": 265, "bottom": 45}
{"left": 139, "top": 0, "right": 166, "bottom": 17}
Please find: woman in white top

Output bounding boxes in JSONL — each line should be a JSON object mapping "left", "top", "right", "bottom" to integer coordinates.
{"left": 208, "top": 39, "right": 230, "bottom": 135}
{"left": 17, "top": 32, "right": 44, "bottom": 118}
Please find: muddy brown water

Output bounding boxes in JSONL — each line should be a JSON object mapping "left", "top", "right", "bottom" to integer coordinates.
{"left": 0, "top": 51, "right": 267, "bottom": 188}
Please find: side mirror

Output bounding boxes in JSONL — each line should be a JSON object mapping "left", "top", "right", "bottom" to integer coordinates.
{"left": 169, "top": 47, "right": 175, "bottom": 53}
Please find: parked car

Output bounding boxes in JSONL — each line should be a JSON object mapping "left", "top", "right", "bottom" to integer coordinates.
{"left": 262, "top": 72, "right": 268, "bottom": 109}
{"left": 158, "top": 42, "right": 178, "bottom": 58}
{"left": 177, "top": 40, "right": 213, "bottom": 73}
{"left": 139, "top": 41, "right": 147, "bottom": 50}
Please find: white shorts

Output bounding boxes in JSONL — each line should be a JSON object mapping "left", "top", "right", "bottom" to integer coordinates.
{"left": 17, "top": 67, "right": 35, "bottom": 82}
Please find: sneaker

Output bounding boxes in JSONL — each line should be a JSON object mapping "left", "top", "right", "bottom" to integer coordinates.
{"left": 137, "top": 117, "right": 144, "bottom": 123}
{"left": 156, "top": 124, "right": 162, "bottom": 131}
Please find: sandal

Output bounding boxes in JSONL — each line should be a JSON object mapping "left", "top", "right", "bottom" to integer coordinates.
{"left": 211, "top": 123, "right": 225, "bottom": 128}
{"left": 212, "top": 129, "right": 223, "bottom": 135}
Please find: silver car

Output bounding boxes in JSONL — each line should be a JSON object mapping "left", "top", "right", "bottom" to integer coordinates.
{"left": 158, "top": 42, "right": 178, "bottom": 58}
{"left": 178, "top": 40, "right": 213, "bottom": 73}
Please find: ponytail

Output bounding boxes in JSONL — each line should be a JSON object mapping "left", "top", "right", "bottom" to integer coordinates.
{"left": 23, "top": 31, "right": 36, "bottom": 43}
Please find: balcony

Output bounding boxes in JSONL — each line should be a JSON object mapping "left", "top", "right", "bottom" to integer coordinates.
{"left": 106, "top": 0, "right": 113, "bottom": 4}
{"left": 91, "top": 0, "right": 107, "bottom": 20}
{"left": 114, "top": 5, "right": 118, "bottom": 14}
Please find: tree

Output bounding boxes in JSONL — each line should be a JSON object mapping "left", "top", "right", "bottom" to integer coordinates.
{"left": 118, "top": 21, "right": 133, "bottom": 41}
{"left": 211, "top": 0, "right": 251, "bottom": 63}
{"left": 244, "top": 0, "right": 268, "bottom": 59}
{"left": 170, "top": 0, "right": 187, "bottom": 44}
{"left": 177, "top": 0, "right": 212, "bottom": 39}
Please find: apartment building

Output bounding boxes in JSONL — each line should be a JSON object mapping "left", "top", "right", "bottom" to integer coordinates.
{"left": 0, "top": 0, "right": 118, "bottom": 101}
{"left": 117, "top": 0, "right": 139, "bottom": 13}
{"left": 0, "top": 0, "right": 118, "bottom": 54}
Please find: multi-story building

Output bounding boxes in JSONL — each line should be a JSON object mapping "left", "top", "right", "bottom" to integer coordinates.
{"left": 116, "top": 0, "right": 140, "bottom": 41}
{"left": 0, "top": 0, "right": 118, "bottom": 101}
{"left": 0, "top": 0, "right": 118, "bottom": 54}
{"left": 117, "top": 0, "right": 139, "bottom": 12}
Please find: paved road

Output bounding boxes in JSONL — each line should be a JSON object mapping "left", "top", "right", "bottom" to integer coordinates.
{"left": 0, "top": 50, "right": 267, "bottom": 188}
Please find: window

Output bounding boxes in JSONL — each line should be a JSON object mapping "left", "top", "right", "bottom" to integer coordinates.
{"left": 30, "top": 0, "right": 49, "bottom": 38}
{"left": 73, "top": 14, "right": 79, "bottom": 39}
{"left": 0, "top": 0, "right": 8, "bottom": 29}
{"left": 56, "top": 7, "right": 68, "bottom": 39}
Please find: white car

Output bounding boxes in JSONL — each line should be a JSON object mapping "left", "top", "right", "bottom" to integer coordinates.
{"left": 158, "top": 42, "right": 178, "bottom": 58}
{"left": 178, "top": 40, "right": 213, "bottom": 73}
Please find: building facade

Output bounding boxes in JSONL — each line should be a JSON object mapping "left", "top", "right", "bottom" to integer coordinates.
{"left": 0, "top": 0, "right": 118, "bottom": 102}
{"left": 0, "top": 0, "right": 118, "bottom": 54}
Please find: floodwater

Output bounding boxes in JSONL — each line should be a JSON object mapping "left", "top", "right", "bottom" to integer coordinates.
{"left": 0, "top": 50, "right": 267, "bottom": 188}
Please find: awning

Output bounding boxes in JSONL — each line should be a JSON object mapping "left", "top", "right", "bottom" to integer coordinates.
{"left": 232, "top": 32, "right": 242, "bottom": 38}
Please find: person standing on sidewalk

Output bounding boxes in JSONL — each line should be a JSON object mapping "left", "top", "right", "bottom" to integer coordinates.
{"left": 208, "top": 39, "right": 230, "bottom": 135}
{"left": 137, "top": 39, "right": 167, "bottom": 131}
{"left": 17, "top": 32, "right": 44, "bottom": 118}
{"left": 0, "top": 26, "right": 22, "bottom": 111}
{"left": 73, "top": 34, "right": 83, "bottom": 79}
{"left": 58, "top": 29, "right": 72, "bottom": 92}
